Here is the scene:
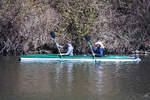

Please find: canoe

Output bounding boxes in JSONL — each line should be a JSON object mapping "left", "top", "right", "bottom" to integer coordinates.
{"left": 20, "top": 54, "right": 141, "bottom": 62}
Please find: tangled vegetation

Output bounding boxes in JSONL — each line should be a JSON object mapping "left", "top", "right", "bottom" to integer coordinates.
{"left": 51, "top": 0, "right": 100, "bottom": 53}
{"left": 0, "top": 0, "right": 150, "bottom": 55}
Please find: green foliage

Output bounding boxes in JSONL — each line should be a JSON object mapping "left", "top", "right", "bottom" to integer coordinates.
{"left": 56, "top": 0, "right": 61, "bottom": 3}
{"left": 55, "top": 0, "right": 99, "bottom": 39}
{"left": 1, "top": 0, "right": 149, "bottom": 55}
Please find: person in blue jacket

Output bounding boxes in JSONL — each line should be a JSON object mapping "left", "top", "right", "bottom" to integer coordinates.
{"left": 93, "top": 41, "right": 104, "bottom": 57}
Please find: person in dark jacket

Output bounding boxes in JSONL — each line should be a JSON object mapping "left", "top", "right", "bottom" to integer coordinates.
{"left": 93, "top": 41, "right": 104, "bottom": 57}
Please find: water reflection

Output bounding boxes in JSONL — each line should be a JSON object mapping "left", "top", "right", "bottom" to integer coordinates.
{"left": 0, "top": 56, "right": 150, "bottom": 100}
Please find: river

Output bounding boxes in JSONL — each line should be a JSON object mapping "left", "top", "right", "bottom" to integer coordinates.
{"left": 0, "top": 55, "right": 150, "bottom": 100}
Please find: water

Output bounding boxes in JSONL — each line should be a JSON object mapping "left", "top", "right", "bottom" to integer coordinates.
{"left": 0, "top": 55, "right": 150, "bottom": 100}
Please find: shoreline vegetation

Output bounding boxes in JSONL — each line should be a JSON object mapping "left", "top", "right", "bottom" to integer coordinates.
{"left": 0, "top": 0, "right": 150, "bottom": 56}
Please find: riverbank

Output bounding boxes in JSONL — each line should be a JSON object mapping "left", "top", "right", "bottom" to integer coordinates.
{"left": 0, "top": 0, "right": 150, "bottom": 55}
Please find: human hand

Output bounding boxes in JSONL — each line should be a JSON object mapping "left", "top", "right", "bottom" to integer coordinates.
{"left": 56, "top": 43, "right": 59, "bottom": 47}
{"left": 60, "top": 54, "right": 64, "bottom": 56}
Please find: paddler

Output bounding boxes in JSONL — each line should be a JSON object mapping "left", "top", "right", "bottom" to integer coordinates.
{"left": 92, "top": 41, "right": 104, "bottom": 57}
{"left": 56, "top": 40, "right": 74, "bottom": 56}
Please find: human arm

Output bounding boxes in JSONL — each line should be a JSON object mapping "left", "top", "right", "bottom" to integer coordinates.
{"left": 62, "top": 46, "right": 73, "bottom": 56}
{"left": 56, "top": 43, "right": 65, "bottom": 48}
{"left": 92, "top": 48, "right": 96, "bottom": 53}
{"left": 99, "top": 48, "right": 104, "bottom": 56}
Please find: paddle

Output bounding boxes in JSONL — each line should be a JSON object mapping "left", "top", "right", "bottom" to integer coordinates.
{"left": 84, "top": 35, "right": 96, "bottom": 61}
{"left": 50, "top": 31, "right": 63, "bottom": 61}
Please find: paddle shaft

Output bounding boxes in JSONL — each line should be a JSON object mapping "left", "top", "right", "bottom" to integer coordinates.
{"left": 88, "top": 41, "right": 96, "bottom": 60}
{"left": 84, "top": 35, "right": 96, "bottom": 61}
{"left": 54, "top": 39, "right": 62, "bottom": 55}
{"left": 50, "top": 32, "right": 63, "bottom": 61}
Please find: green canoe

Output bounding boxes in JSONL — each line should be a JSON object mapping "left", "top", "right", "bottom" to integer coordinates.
{"left": 20, "top": 54, "right": 141, "bottom": 62}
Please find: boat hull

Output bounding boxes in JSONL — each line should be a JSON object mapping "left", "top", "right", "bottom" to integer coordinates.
{"left": 20, "top": 54, "right": 141, "bottom": 62}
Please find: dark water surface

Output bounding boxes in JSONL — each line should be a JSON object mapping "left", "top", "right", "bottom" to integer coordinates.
{"left": 0, "top": 55, "right": 150, "bottom": 100}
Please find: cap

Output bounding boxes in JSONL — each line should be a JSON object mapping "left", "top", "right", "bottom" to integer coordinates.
{"left": 95, "top": 41, "right": 104, "bottom": 48}
{"left": 67, "top": 40, "right": 72, "bottom": 43}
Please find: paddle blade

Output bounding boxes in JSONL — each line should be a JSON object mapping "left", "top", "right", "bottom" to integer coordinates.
{"left": 84, "top": 35, "right": 90, "bottom": 41}
{"left": 50, "top": 31, "right": 55, "bottom": 38}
